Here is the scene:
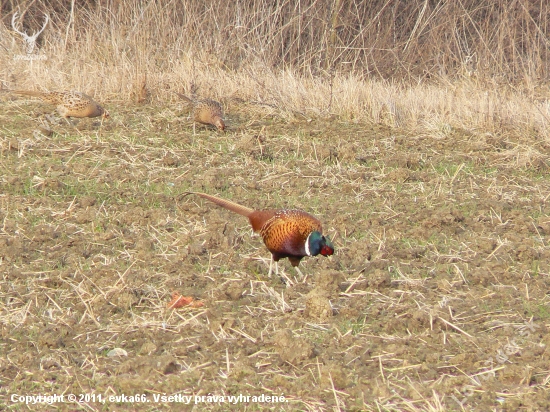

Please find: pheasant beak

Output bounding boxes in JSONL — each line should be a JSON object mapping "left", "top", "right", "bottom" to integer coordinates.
{"left": 102, "top": 110, "right": 110, "bottom": 119}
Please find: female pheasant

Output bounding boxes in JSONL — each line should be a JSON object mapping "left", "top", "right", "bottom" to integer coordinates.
{"left": 176, "top": 93, "right": 225, "bottom": 131}
{"left": 12, "top": 90, "right": 109, "bottom": 118}
{"left": 182, "top": 192, "right": 334, "bottom": 276}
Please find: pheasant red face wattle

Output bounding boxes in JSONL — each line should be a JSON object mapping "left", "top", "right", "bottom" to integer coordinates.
{"left": 321, "top": 244, "right": 334, "bottom": 256}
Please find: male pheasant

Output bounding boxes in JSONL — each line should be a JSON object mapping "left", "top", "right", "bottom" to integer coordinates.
{"left": 182, "top": 192, "right": 334, "bottom": 277}
{"left": 176, "top": 93, "right": 225, "bottom": 131}
{"left": 12, "top": 90, "right": 109, "bottom": 119}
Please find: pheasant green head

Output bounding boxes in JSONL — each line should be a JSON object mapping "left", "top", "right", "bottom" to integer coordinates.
{"left": 306, "top": 231, "right": 334, "bottom": 257}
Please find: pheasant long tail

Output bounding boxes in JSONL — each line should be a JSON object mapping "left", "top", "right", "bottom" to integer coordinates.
{"left": 182, "top": 192, "right": 253, "bottom": 217}
{"left": 175, "top": 92, "right": 193, "bottom": 103}
{"left": 11, "top": 90, "right": 46, "bottom": 98}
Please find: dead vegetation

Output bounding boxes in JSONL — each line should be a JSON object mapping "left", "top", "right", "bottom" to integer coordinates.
{"left": 0, "top": 0, "right": 550, "bottom": 136}
{"left": 1, "top": 1, "right": 550, "bottom": 411}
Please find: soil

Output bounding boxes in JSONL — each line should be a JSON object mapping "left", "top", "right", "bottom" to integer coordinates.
{"left": 1, "top": 99, "right": 549, "bottom": 411}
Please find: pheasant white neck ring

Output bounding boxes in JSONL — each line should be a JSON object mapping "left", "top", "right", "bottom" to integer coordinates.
{"left": 305, "top": 233, "right": 312, "bottom": 256}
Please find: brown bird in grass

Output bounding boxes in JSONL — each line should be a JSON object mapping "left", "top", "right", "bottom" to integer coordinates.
{"left": 176, "top": 93, "right": 225, "bottom": 131}
{"left": 182, "top": 192, "right": 334, "bottom": 278}
{"left": 12, "top": 90, "right": 109, "bottom": 119}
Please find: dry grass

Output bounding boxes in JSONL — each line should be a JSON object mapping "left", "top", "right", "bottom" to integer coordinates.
{"left": 0, "top": 0, "right": 549, "bottom": 138}
{"left": 1, "top": 1, "right": 550, "bottom": 411}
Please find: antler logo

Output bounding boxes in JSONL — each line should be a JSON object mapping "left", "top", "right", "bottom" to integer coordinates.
{"left": 12, "top": 12, "right": 49, "bottom": 55}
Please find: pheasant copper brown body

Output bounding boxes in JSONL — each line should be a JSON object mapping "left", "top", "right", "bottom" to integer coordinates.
{"left": 12, "top": 90, "right": 109, "bottom": 118}
{"left": 183, "top": 192, "right": 334, "bottom": 275}
{"left": 177, "top": 93, "right": 225, "bottom": 131}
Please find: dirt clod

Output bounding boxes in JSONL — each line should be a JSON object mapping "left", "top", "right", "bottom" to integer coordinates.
{"left": 274, "top": 329, "right": 315, "bottom": 364}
